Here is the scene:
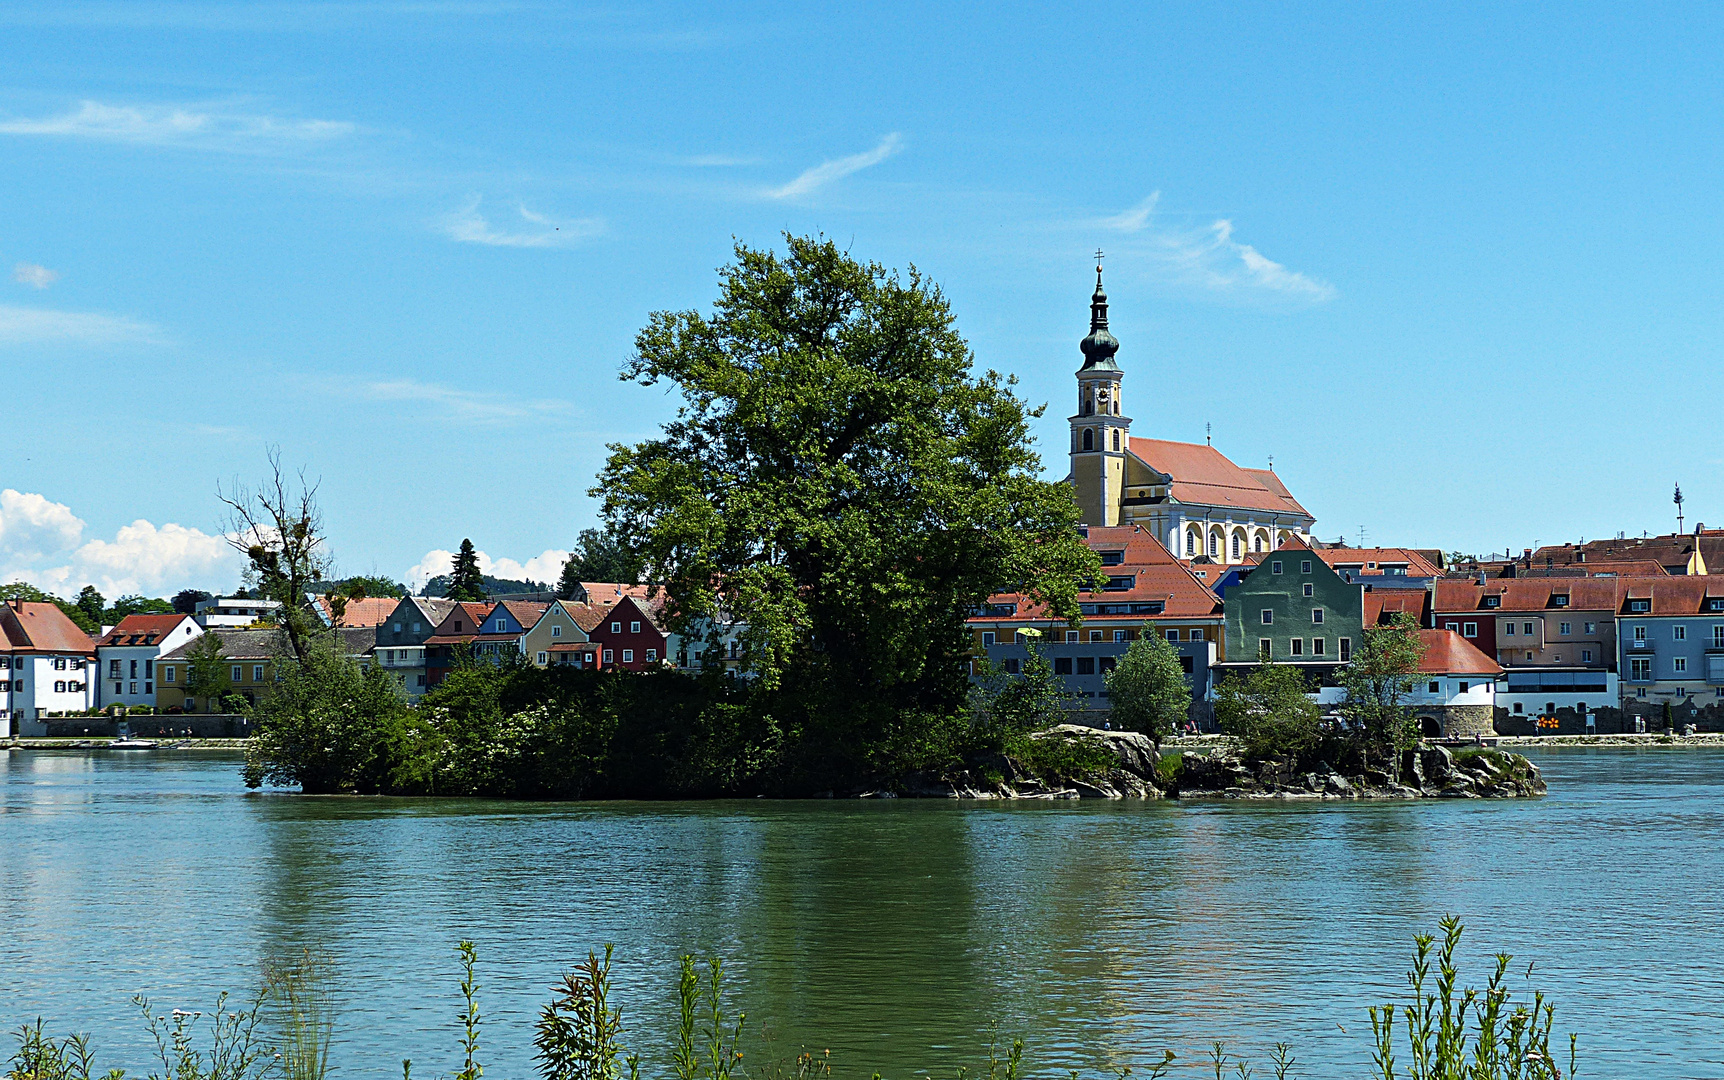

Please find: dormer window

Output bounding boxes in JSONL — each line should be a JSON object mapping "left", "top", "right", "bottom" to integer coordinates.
{"left": 1552, "top": 595, "right": 1569, "bottom": 607}
{"left": 1099, "top": 550, "right": 1125, "bottom": 566}
{"left": 1483, "top": 596, "right": 1500, "bottom": 608}
{"left": 1707, "top": 598, "right": 1724, "bottom": 612}
{"left": 1628, "top": 599, "right": 1650, "bottom": 613}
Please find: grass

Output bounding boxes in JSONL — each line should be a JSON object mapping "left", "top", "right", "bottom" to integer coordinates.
{"left": 7, "top": 920, "right": 1578, "bottom": 1080}
{"left": 1003, "top": 730, "right": 1117, "bottom": 783}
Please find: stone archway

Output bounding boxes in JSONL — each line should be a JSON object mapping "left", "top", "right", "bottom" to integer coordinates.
{"left": 1419, "top": 714, "right": 1444, "bottom": 738}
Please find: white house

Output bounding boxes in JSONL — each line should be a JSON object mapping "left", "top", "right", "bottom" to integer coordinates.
{"left": 95, "top": 613, "right": 204, "bottom": 709}
{"left": 1, "top": 599, "right": 98, "bottom": 736}
{"left": 193, "top": 596, "right": 282, "bottom": 628}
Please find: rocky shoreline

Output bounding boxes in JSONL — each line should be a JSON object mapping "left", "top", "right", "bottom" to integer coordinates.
{"left": 889, "top": 726, "right": 1546, "bottom": 800}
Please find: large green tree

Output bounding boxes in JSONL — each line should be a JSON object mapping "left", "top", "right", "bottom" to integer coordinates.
{"left": 1215, "top": 663, "right": 1323, "bottom": 760}
{"left": 444, "top": 539, "right": 488, "bottom": 602}
{"left": 243, "top": 634, "right": 411, "bottom": 793}
{"left": 596, "top": 236, "right": 1097, "bottom": 766}
{"left": 1104, "top": 634, "right": 1192, "bottom": 743}
{"left": 183, "top": 633, "right": 233, "bottom": 712}
{"left": 1339, "top": 611, "right": 1427, "bottom": 757}
{"left": 557, "top": 527, "right": 636, "bottom": 598}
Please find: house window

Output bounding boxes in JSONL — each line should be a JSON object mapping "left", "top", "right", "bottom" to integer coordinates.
{"left": 413, "top": 622, "right": 422, "bottom": 633}
{"left": 1301, "top": 560, "right": 1312, "bottom": 574}
{"left": 1523, "top": 623, "right": 1535, "bottom": 636}
{"left": 1076, "top": 657, "right": 1096, "bottom": 675}
{"left": 1089, "top": 630, "right": 1103, "bottom": 642}
{"left": 1208, "top": 533, "right": 1219, "bottom": 557}
{"left": 1637, "top": 687, "right": 1647, "bottom": 697}
{"left": 1585, "top": 622, "right": 1596, "bottom": 634}
{"left": 631, "top": 621, "right": 641, "bottom": 633}
{"left": 1514, "top": 702, "right": 1524, "bottom": 714}
{"left": 1675, "top": 657, "right": 1688, "bottom": 673}
{"left": 393, "top": 623, "right": 402, "bottom": 633}
{"left": 1582, "top": 649, "right": 1592, "bottom": 663}
{"left": 1525, "top": 652, "right": 1533, "bottom": 661}
{"left": 603, "top": 649, "right": 614, "bottom": 664}
{"left": 1674, "top": 625, "right": 1687, "bottom": 640}
{"left": 622, "top": 649, "right": 634, "bottom": 663}
{"left": 1261, "top": 609, "right": 1274, "bottom": 625}
{"left": 254, "top": 665, "right": 265, "bottom": 682}
{"left": 1714, "top": 626, "right": 1724, "bottom": 648}
{"left": 144, "top": 682, "right": 151, "bottom": 694}
{"left": 1303, "top": 583, "right": 1314, "bottom": 597}
{"left": 109, "top": 659, "right": 121, "bottom": 677}
{"left": 1066, "top": 630, "right": 1079, "bottom": 643}
{"left": 1312, "top": 609, "right": 1324, "bottom": 625}
{"left": 1445, "top": 621, "right": 1459, "bottom": 632}
{"left": 231, "top": 665, "right": 243, "bottom": 682}
{"left": 129, "top": 659, "right": 138, "bottom": 678}
{"left": 1083, "top": 429, "right": 1094, "bottom": 450}
{"left": 1483, "top": 597, "right": 1500, "bottom": 608}
{"left": 537, "top": 652, "right": 548, "bottom": 665}
{"left": 1054, "top": 657, "right": 1073, "bottom": 675}
{"left": 1312, "top": 638, "right": 1325, "bottom": 655}
{"left": 417, "top": 674, "right": 427, "bottom": 686}
{"left": 165, "top": 667, "right": 175, "bottom": 683}
{"left": 982, "top": 632, "right": 995, "bottom": 646}
{"left": 1634, "top": 626, "right": 1647, "bottom": 642}
{"left": 551, "top": 624, "right": 562, "bottom": 638}
{"left": 1186, "top": 532, "right": 1196, "bottom": 556}
{"left": 54, "top": 681, "right": 65, "bottom": 693}
{"left": 1629, "top": 600, "right": 1649, "bottom": 613}
{"left": 1099, "top": 656, "right": 1117, "bottom": 673}
{"left": 1459, "top": 682, "right": 1469, "bottom": 694}
{"left": 1339, "top": 638, "right": 1351, "bottom": 662}
{"left": 1112, "top": 429, "right": 1120, "bottom": 451}
{"left": 1552, "top": 595, "right": 1569, "bottom": 607}
{"left": 1231, "top": 534, "right": 1241, "bottom": 559}
{"left": 611, "top": 622, "right": 621, "bottom": 634}
{"left": 1629, "top": 657, "right": 1651, "bottom": 680}
{"left": 1504, "top": 623, "right": 1515, "bottom": 636}
{"left": 646, "top": 649, "right": 657, "bottom": 662}
{"left": 1290, "top": 638, "right": 1303, "bottom": 656}
{"left": 1271, "top": 561, "right": 1283, "bottom": 574}
{"left": 1113, "top": 630, "right": 1126, "bottom": 643}
{"left": 1429, "top": 681, "right": 1440, "bottom": 693}
{"left": 1463, "top": 622, "right": 1477, "bottom": 637}
{"left": 1165, "top": 629, "right": 1179, "bottom": 642}
{"left": 1559, "top": 622, "right": 1571, "bottom": 635}
{"left": 1258, "top": 638, "right": 1273, "bottom": 660}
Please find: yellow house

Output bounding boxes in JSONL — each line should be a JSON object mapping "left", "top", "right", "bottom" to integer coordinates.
{"left": 521, "top": 600, "right": 604, "bottom": 668}
{"left": 156, "top": 627, "right": 376, "bottom": 712}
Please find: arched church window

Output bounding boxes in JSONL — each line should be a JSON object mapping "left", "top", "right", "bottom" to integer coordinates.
{"left": 1082, "top": 429, "right": 1094, "bottom": 452}
{"left": 1113, "top": 398, "right": 1120, "bottom": 415}
{"left": 1082, "top": 398, "right": 1093, "bottom": 416}
{"left": 1231, "top": 533, "right": 1241, "bottom": 560}
{"left": 1111, "top": 429, "right": 1120, "bottom": 451}
{"left": 1186, "top": 531, "right": 1196, "bottom": 556}
{"left": 1208, "top": 532, "right": 1219, "bottom": 557}
{"left": 1254, "top": 535, "right": 1265, "bottom": 553}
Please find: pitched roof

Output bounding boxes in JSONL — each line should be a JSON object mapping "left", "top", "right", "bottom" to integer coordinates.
{"left": 973, "top": 525, "right": 1222, "bottom": 622}
{"left": 160, "top": 627, "right": 283, "bottom": 661}
{"left": 1417, "top": 629, "right": 1501, "bottom": 676}
{"left": 1434, "top": 578, "right": 1622, "bottom": 613}
{"left": 1528, "top": 530, "right": 1724, "bottom": 572}
{"left": 1615, "top": 576, "right": 1724, "bottom": 615}
{"left": 98, "top": 613, "right": 197, "bottom": 648}
{"left": 406, "top": 597, "right": 461, "bottom": 622}
{"left": 1315, "top": 547, "right": 1443, "bottom": 578}
{"left": 578, "top": 582, "right": 651, "bottom": 605}
{"left": 0, "top": 601, "right": 98, "bottom": 655}
{"left": 566, "top": 603, "right": 611, "bottom": 633}
{"left": 495, "top": 600, "right": 549, "bottom": 626}
{"left": 1129, "top": 438, "right": 1312, "bottom": 517}
{"left": 1363, "top": 588, "right": 1431, "bottom": 627}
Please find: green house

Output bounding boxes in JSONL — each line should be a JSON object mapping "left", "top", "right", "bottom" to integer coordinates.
{"left": 1223, "top": 545, "right": 1364, "bottom": 673}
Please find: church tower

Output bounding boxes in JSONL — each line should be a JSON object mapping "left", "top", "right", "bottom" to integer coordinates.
{"left": 1069, "top": 260, "right": 1131, "bottom": 526}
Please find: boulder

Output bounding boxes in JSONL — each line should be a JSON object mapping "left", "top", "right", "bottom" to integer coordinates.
{"left": 1400, "top": 749, "right": 1426, "bottom": 788}
{"left": 1419, "top": 745, "right": 1455, "bottom": 785}
{"left": 1037, "top": 725, "right": 1160, "bottom": 779}
{"left": 1324, "top": 773, "right": 1354, "bottom": 797}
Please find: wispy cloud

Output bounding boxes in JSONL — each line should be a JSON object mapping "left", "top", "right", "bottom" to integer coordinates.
{"left": 358, "top": 376, "right": 574, "bottom": 423}
{"left": 1100, "top": 193, "right": 1335, "bottom": 304}
{"left": 441, "top": 196, "right": 603, "bottom": 248}
{"left": 0, "top": 303, "right": 163, "bottom": 345}
{"left": 767, "top": 133, "right": 903, "bottom": 199}
{"left": 12, "top": 262, "right": 58, "bottom": 289}
{"left": 0, "top": 100, "right": 355, "bottom": 151}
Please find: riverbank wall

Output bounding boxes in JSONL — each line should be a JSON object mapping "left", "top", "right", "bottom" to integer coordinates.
{"left": 37, "top": 714, "right": 254, "bottom": 739}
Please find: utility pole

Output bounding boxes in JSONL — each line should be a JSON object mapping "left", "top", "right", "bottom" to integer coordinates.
{"left": 1675, "top": 482, "right": 1685, "bottom": 534}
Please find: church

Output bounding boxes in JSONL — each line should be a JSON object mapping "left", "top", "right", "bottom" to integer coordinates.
{"left": 1065, "top": 263, "right": 1316, "bottom": 563}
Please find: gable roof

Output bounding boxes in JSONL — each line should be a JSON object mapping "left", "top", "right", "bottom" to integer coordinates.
{"left": 577, "top": 582, "right": 651, "bottom": 606}
{"left": 1614, "top": 576, "right": 1724, "bottom": 615}
{"left": 98, "top": 613, "right": 198, "bottom": 648}
{"left": 1315, "top": 547, "right": 1443, "bottom": 578}
{"left": 494, "top": 600, "right": 549, "bottom": 628}
{"left": 973, "top": 525, "right": 1222, "bottom": 622}
{"left": 1129, "top": 438, "right": 1311, "bottom": 517}
{"left": 160, "top": 627, "right": 283, "bottom": 661}
{"left": 1417, "top": 629, "right": 1501, "bottom": 676}
{"left": 309, "top": 595, "right": 399, "bottom": 628}
{"left": 1363, "top": 588, "right": 1432, "bottom": 627}
{"left": 0, "top": 601, "right": 98, "bottom": 655}
{"left": 587, "top": 595, "right": 667, "bottom": 636}
{"left": 1434, "top": 578, "right": 1621, "bottom": 613}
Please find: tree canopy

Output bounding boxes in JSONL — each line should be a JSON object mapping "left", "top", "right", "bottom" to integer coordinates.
{"left": 595, "top": 236, "right": 1097, "bottom": 769}
{"left": 1104, "top": 634, "right": 1192, "bottom": 743}
{"left": 558, "top": 527, "right": 636, "bottom": 598}
{"left": 1339, "top": 611, "right": 1427, "bottom": 756}
{"left": 1215, "top": 663, "right": 1323, "bottom": 760}
{"left": 444, "top": 540, "right": 489, "bottom": 602}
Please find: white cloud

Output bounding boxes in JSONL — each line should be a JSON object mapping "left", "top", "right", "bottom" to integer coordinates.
{"left": 13, "top": 262, "right": 58, "bottom": 289}
{"left": 441, "top": 196, "right": 603, "bottom": 248}
{"left": 1100, "top": 194, "right": 1336, "bottom": 303}
{"left": 0, "top": 100, "right": 354, "bottom": 151}
{"left": 0, "top": 489, "right": 241, "bottom": 597}
{"left": 0, "top": 489, "right": 84, "bottom": 565}
{"left": 0, "top": 303, "right": 163, "bottom": 345}
{"left": 358, "top": 376, "right": 573, "bottom": 423}
{"left": 767, "top": 133, "right": 902, "bottom": 199}
{"left": 406, "top": 547, "right": 569, "bottom": 592}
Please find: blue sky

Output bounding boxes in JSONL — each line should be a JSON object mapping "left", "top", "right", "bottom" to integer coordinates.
{"left": 2, "top": 2, "right": 1721, "bottom": 596}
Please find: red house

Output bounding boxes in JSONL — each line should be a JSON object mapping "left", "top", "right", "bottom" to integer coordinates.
{"left": 585, "top": 596, "right": 668, "bottom": 672}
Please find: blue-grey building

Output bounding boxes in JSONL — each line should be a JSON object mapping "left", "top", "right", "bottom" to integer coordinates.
{"left": 1615, "top": 578, "right": 1724, "bottom": 714}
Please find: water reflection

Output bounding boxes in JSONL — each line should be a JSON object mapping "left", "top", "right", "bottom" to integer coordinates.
{"left": 2, "top": 749, "right": 1723, "bottom": 1078}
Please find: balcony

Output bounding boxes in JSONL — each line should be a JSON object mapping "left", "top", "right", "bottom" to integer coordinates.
{"left": 1626, "top": 638, "right": 1655, "bottom": 652}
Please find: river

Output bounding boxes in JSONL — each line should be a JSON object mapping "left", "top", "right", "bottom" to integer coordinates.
{"left": 1, "top": 748, "right": 1720, "bottom": 1079}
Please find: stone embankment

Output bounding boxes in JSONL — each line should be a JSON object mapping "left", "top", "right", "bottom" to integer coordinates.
{"left": 885, "top": 726, "right": 1169, "bottom": 799}
{"left": 1178, "top": 743, "right": 1545, "bottom": 800}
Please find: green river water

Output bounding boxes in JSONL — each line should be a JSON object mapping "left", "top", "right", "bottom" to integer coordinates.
{"left": 1, "top": 747, "right": 1720, "bottom": 1078}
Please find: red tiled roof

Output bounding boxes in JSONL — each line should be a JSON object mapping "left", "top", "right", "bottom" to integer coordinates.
{"left": 579, "top": 582, "right": 651, "bottom": 605}
{"left": 495, "top": 600, "right": 549, "bottom": 626}
{"left": 1434, "top": 578, "right": 1621, "bottom": 613}
{"left": 1128, "top": 438, "right": 1311, "bottom": 517}
{"left": 98, "top": 613, "right": 195, "bottom": 647}
{"left": 973, "top": 525, "right": 1222, "bottom": 622}
{"left": 1617, "top": 576, "right": 1724, "bottom": 615}
{"left": 1363, "top": 589, "right": 1431, "bottom": 627}
{"left": 566, "top": 603, "right": 611, "bottom": 633}
{"left": 1417, "top": 629, "right": 1500, "bottom": 676}
{"left": 1315, "top": 547, "right": 1442, "bottom": 577}
{"left": 0, "top": 601, "right": 98, "bottom": 655}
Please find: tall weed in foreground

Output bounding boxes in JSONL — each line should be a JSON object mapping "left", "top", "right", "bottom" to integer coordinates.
{"left": 1369, "top": 916, "right": 1577, "bottom": 1080}
{"left": 135, "top": 990, "right": 278, "bottom": 1080}
{"left": 263, "top": 950, "right": 333, "bottom": 1080}
{"left": 5, "top": 1022, "right": 123, "bottom": 1080}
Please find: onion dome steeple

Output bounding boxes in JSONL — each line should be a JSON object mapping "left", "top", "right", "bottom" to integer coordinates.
{"left": 1079, "top": 256, "right": 1120, "bottom": 371}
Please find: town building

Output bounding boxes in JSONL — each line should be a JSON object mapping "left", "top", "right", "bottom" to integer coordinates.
{"left": 587, "top": 596, "right": 668, "bottom": 671}
{"left": 1402, "top": 629, "right": 1500, "bottom": 738}
{"left": 968, "top": 524, "right": 1224, "bottom": 711}
{"left": 1, "top": 600, "right": 98, "bottom": 735}
{"left": 1313, "top": 546, "right": 1443, "bottom": 583}
{"left": 422, "top": 601, "right": 494, "bottom": 689}
{"left": 95, "top": 613, "right": 203, "bottom": 709}
{"left": 1065, "top": 265, "right": 1315, "bottom": 559}
{"left": 1433, "top": 577, "right": 1620, "bottom": 719}
{"left": 1614, "top": 577, "right": 1724, "bottom": 713}
{"left": 157, "top": 627, "right": 375, "bottom": 712}
{"left": 669, "top": 612, "right": 750, "bottom": 675}
{"left": 1530, "top": 527, "right": 1724, "bottom": 577}
{"left": 375, "top": 596, "right": 460, "bottom": 699}
{"left": 193, "top": 596, "right": 283, "bottom": 627}
{"left": 523, "top": 600, "right": 602, "bottom": 668}
{"left": 1222, "top": 539, "right": 1362, "bottom": 677}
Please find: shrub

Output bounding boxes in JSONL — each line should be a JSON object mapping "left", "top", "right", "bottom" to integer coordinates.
{"left": 1214, "top": 664, "right": 1323, "bottom": 760}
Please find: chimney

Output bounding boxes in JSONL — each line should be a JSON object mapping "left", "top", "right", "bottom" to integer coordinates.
{"left": 1477, "top": 570, "right": 1487, "bottom": 586}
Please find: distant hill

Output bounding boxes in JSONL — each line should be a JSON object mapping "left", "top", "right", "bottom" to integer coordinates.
{"left": 419, "top": 574, "right": 550, "bottom": 599}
